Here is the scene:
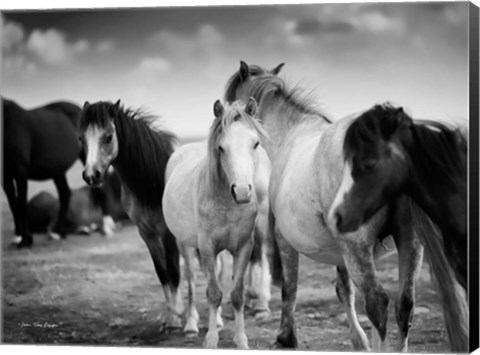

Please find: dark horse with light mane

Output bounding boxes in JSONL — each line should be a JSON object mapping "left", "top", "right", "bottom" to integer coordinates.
{"left": 79, "top": 100, "right": 182, "bottom": 328}
{"left": 224, "top": 62, "right": 468, "bottom": 352}
{"left": 2, "top": 98, "right": 109, "bottom": 248}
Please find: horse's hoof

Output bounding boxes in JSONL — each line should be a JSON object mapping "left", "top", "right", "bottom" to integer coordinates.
{"left": 253, "top": 308, "right": 271, "bottom": 321}
{"left": 165, "top": 314, "right": 183, "bottom": 329}
{"left": 11, "top": 236, "right": 22, "bottom": 245}
{"left": 233, "top": 334, "right": 249, "bottom": 349}
{"left": 184, "top": 317, "right": 199, "bottom": 335}
{"left": 16, "top": 237, "right": 33, "bottom": 249}
{"left": 48, "top": 233, "right": 61, "bottom": 241}
{"left": 270, "top": 341, "right": 283, "bottom": 349}
{"left": 203, "top": 336, "right": 219, "bottom": 349}
{"left": 271, "top": 340, "right": 296, "bottom": 349}
{"left": 76, "top": 226, "right": 92, "bottom": 235}
{"left": 185, "top": 330, "right": 198, "bottom": 338}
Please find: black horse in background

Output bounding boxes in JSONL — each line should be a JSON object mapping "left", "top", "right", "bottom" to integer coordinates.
{"left": 2, "top": 98, "right": 109, "bottom": 248}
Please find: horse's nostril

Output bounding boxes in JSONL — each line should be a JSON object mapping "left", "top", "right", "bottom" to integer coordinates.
{"left": 335, "top": 212, "right": 343, "bottom": 228}
{"left": 82, "top": 170, "right": 90, "bottom": 184}
{"left": 248, "top": 184, "right": 252, "bottom": 191}
{"left": 93, "top": 169, "right": 101, "bottom": 179}
{"left": 231, "top": 184, "right": 237, "bottom": 200}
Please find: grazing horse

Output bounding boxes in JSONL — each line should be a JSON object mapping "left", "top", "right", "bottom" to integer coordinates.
{"left": 79, "top": 100, "right": 182, "bottom": 329}
{"left": 224, "top": 61, "right": 434, "bottom": 352}
{"left": 162, "top": 99, "right": 270, "bottom": 349}
{"left": 329, "top": 104, "right": 468, "bottom": 350}
{"left": 28, "top": 168, "right": 127, "bottom": 237}
{"left": 3, "top": 98, "right": 83, "bottom": 248}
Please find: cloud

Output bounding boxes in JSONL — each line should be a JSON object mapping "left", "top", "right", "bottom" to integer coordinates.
{"left": 2, "top": 19, "right": 25, "bottom": 52}
{"left": 294, "top": 19, "right": 354, "bottom": 36}
{"left": 354, "top": 11, "right": 405, "bottom": 35}
{"left": 96, "top": 40, "right": 114, "bottom": 53}
{"left": 148, "top": 24, "right": 224, "bottom": 68}
{"left": 2, "top": 19, "right": 116, "bottom": 74}
{"left": 290, "top": 5, "right": 405, "bottom": 38}
{"left": 133, "top": 57, "right": 171, "bottom": 76}
{"left": 26, "top": 28, "right": 90, "bottom": 66}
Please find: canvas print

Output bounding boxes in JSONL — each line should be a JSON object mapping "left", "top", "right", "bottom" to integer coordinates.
{"left": 1, "top": 2, "right": 475, "bottom": 352}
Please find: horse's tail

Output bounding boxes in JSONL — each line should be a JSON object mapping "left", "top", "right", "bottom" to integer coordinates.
{"left": 268, "top": 207, "right": 283, "bottom": 287}
{"left": 164, "top": 226, "right": 181, "bottom": 289}
{"left": 411, "top": 201, "right": 468, "bottom": 352}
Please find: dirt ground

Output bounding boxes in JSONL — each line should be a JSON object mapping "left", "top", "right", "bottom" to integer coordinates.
{"left": 1, "top": 165, "right": 450, "bottom": 352}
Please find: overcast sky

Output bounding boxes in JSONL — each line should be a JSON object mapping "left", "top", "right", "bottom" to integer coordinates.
{"left": 2, "top": 2, "right": 470, "bottom": 138}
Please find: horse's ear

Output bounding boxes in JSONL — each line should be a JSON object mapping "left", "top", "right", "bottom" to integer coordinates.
{"left": 271, "top": 62, "right": 285, "bottom": 75}
{"left": 395, "top": 107, "right": 412, "bottom": 127}
{"left": 239, "top": 61, "right": 249, "bottom": 81}
{"left": 245, "top": 97, "right": 257, "bottom": 117}
{"left": 114, "top": 99, "right": 121, "bottom": 108}
{"left": 83, "top": 101, "right": 90, "bottom": 110}
{"left": 213, "top": 100, "right": 224, "bottom": 118}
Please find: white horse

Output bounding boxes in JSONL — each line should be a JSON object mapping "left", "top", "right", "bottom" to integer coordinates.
{"left": 225, "top": 62, "right": 430, "bottom": 352}
{"left": 162, "top": 98, "right": 271, "bottom": 349}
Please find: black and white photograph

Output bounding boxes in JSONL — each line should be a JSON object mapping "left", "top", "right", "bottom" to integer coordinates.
{"left": 1, "top": 0, "right": 478, "bottom": 353}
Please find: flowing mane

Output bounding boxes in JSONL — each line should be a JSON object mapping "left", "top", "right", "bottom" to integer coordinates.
{"left": 344, "top": 103, "right": 467, "bottom": 190}
{"left": 80, "top": 101, "right": 176, "bottom": 209}
{"left": 207, "top": 100, "right": 267, "bottom": 189}
{"left": 224, "top": 63, "right": 331, "bottom": 124}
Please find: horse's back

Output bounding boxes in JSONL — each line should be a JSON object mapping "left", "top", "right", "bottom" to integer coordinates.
{"left": 270, "top": 117, "right": 392, "bottom": 265}
{"left": 39, "top": 101, "right": 81, "bottom": 129}
{"left": 165, "top": 142, "right": 207, "bottom": 181}
{"left": 27, "top": 106, "right": 81, "bottom": 178}
{"left": 4, "top": 100, "right": 81, "bottom": 179}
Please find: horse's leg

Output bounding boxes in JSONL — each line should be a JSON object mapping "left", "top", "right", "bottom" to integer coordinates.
{"left": 15, "top": 174, "right": 33, "bottom": 248}
{"left": 335, "top": 266, "right": 370, "bottom": 350}
{"left": 199, "top": 243, "right": 223, "bottom": 349}
{"left": 53, "top": 174, "right": 71, "bottom": 239}
{"left": 180, "top": 243, "right": 199, "bottom": 335}
{"left": 138, "top": 221, "right": 183, "bottom": 329}
{"left": 2, "top": 173, "right": 20, "bottom": 236}
{"left": 215, "top": 252, "right": 230, "bottom": 328}
{"left": 90, "top": 186, "right": 115, "bottom": 237}
{"left": 337, "top": 236, "right": 389, "bottom": 352}
{"left": 274, "top": 229, "right": 299, "bottom": 348}
{"left": 230, "top": 237, "right": 254, "bottom": 349}
{"left": 392, "top": 201, "right": 424, "bottom": 352}
{"left": 253, "top": 223, "right": 272, "bottom": 320}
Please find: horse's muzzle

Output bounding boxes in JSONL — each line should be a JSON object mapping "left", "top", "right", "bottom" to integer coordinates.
{"left": 331, "top": 208, "right": 361, "bottom": 234}
{"left": 82, "top": 168, "right": 104, "bottom": 187}
{"left": 231, "top": 184, "right": 252, "bottom": 204}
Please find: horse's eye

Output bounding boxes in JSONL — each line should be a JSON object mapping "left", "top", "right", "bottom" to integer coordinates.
{"left": 254, "top": 141, "right": 260, "bottom": 149}
{"left": 105, "top": 134, "right": 113, "bottom": 144}
{"left": 362, "top": 159, "right": 377, "bottom": 171}
{"left": 218, "top": 146, "right": 224, "bottom": 154}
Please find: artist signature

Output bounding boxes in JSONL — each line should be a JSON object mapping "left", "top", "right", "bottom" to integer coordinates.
{"left": 18, "top": 321, "right": 59, "bottom": 328}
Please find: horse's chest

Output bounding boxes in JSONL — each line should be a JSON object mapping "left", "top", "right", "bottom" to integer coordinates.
{"left": 199, "top": 202, "right": 257, "bottom": 250}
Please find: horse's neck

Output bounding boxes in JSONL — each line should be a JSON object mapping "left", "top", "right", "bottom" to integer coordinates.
{"left": 261, "top": 102, "right": 327, "bottom": 158}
